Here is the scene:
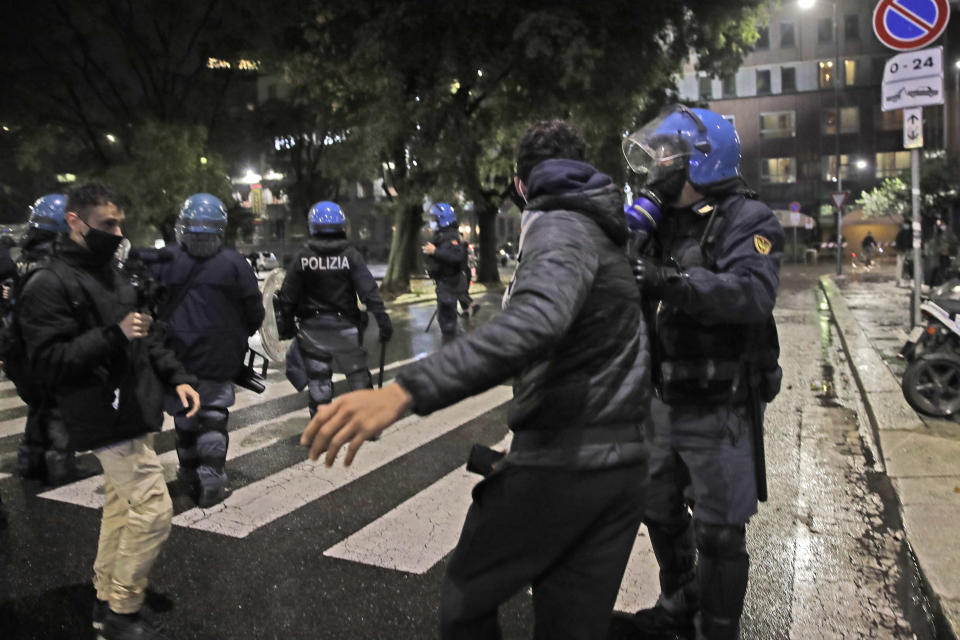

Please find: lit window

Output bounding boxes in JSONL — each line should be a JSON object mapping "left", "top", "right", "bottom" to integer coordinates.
{"left": 821, "top": 155, "right": 851, "bottom": 182}
{"left": 760, "top": 157, "right": 797, "bottom": 184}
{"left": 759, "top": 111, "right": 796, "bottom": 138}
{"left": 875, "top": 151, "right": 911, "bottom": 178}
{"left": 819, "top": 61, "right": 834, "bottom": 88}
{"left": 822, "top": 107, "right": 859, "bottom": 134}
{"left": 844, "top": 59, "right": 857, "bottom": 86}
{"left": 875, "top": 108, "right": 902, "bottom": 131}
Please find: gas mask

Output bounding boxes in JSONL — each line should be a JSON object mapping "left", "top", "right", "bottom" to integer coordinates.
{"left": 623, "top": 133, "right": 688, "bottom": 226}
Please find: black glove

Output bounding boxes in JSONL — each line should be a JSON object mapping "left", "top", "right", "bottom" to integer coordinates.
{"left": 633, "top": 257, "right": 666, "bottom": 295}
{"left": 375, "top": 312, "right": 393, "bottom": 343}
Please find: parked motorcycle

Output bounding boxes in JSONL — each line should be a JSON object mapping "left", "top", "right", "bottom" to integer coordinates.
{"left": 900, "top": 279, "right": 960, "bottom": 417}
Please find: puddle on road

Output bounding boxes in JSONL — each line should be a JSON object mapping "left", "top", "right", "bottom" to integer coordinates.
{"left": 815, "top": 290, "right": 840, "bottom": 406}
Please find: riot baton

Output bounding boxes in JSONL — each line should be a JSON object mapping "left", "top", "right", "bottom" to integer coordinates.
{"left": 746, "top": 365, "right": 768, "bottom": 502}
{"left": 425, "top": 308, "right": 437, "bottom": 333}
{"left": 378, "top": 341, "right": 386, "bottom": 389}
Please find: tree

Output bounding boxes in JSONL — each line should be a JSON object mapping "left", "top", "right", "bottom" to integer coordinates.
{"left": 294, "top": 0, "right": 765, "bottom": 292}
{"left": 857, "top": 177, "right": 909, "bottom": 220}
{"left": 856, "top": 154, "right": 960, "bottom": 222}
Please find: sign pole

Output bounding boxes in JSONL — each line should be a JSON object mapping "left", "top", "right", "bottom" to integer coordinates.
{"left": 911, "top": 146, "right": 922, "bottom": 328}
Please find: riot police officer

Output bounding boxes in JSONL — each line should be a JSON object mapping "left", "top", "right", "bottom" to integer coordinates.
{"left": 277, "top": 201, "right": 391, "bottom": 416}
{"left": 423, "top": 202, "right": 467, "bottom": 340}
{"left": 622, "top": 105, "right": 784, "bottom": 640}
{"left": 151, "top": 193, "right": 264, "bottom": 508}
{"left": 13, "top": 194, "right": 92, "bottom": 485}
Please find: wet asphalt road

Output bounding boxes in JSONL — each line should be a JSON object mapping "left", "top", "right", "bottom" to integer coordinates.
{"left": 0, "top": 263, "right": 939, "bottom": 639}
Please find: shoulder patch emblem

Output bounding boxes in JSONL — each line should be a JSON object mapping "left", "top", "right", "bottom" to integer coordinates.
{"left": 754, "top": 235, "right": 772, "bottom": 255}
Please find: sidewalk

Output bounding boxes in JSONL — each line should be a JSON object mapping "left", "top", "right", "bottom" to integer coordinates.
{"left": 820, "top": 262, "right": 960, "bottom": 639}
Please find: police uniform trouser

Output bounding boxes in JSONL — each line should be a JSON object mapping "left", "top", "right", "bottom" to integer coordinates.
{"left": 92, "top": 434, "right": 173, "bottom": 615}
{"left": 297, "top": 315, "right": 371, "bottom": 415}
{"left": 643, "top": 397, "right": 757, "bottom": 640}
{"left": 435, "top": 279, "right": 460, "bottom": 337}
{"left": 439, "top": 462, "right": 647, "bottom": 640}
{"left": 17, "top": 404, "right": 76, "bottom": 483}
{"left": 165, "top": 379, "right": 235, "bottom": 494}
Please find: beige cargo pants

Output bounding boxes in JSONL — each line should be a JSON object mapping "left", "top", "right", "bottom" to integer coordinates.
{"left": 92, "top": 434, "right": 173, "bottom": 614}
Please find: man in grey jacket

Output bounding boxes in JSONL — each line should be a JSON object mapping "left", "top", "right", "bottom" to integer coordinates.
{"left": 301, "top": 119, "right": 651, "bottom": 639}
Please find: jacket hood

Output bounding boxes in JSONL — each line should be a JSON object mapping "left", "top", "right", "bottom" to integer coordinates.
{"left": 525, "top": 159, "right": 627, "bottom": 246}
{"left": 307, "top": 236, "right": 350, "bottom": 254}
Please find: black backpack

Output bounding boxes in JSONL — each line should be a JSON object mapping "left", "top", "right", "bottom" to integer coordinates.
{"left": 0, "top": 260, "right": 87, "bottom": 405}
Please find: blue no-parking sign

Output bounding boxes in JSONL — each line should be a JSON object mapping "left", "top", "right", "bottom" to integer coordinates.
{"left": 873, "top": 0, "right": 951, "bottom": 51}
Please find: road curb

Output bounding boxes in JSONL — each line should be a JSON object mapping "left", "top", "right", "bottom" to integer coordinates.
{"left": 820, "top": 275, "right": 960, "bottom": 640}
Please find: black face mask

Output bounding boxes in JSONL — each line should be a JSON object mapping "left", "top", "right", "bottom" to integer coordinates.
{"left": 80, "top": 218, "right": 124, "bottom": 265}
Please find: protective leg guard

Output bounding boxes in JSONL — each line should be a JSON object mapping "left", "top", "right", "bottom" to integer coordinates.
{"left": 634, "top": 517, "right": 698, "bottom": 636}
{"left": 304, "top": 355, "right": 333, "bottom": 416}
{"left": 174, "top": 427, "right": 200, "bottom": 497}
{"left": 346, "top": 368, "right": 373, "bottom": 392}
{"left": 694, "top": 521, "right": 749, "bottom": 640}
{"left": 195, "top": 408, "right": 230, "bottom": 508}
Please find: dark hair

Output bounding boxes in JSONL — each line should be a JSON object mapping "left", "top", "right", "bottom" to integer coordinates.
{"left": 66, "top": 183, "right": 125, "bottom": 219}
{"left": 515, "top": 119, "right": 586, "bottom": 183}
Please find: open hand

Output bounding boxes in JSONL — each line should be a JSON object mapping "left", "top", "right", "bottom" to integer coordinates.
{"left": 300, "top": 383, "right": 413, "bottom": 467}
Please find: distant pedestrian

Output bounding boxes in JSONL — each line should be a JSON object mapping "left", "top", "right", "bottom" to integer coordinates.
{"left": 862, "top": 231, "right": 877, "bottom": 268}
{"left": 895, "top": 221, "right": 912, "bottom": 287}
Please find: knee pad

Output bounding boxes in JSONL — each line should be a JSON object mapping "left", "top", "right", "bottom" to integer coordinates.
{"left": 694, "top": 521, "right": 746, "bottom": 558}
{"left": 346, "top": 368, "right": 372, "bottom": 392}
{"left": 197, "top": 408, "right": 229, "bottom": 470}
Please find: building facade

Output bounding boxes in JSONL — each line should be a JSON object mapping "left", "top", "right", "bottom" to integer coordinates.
{"left": 675, "top": 0, "right": 957, "bottom": 230}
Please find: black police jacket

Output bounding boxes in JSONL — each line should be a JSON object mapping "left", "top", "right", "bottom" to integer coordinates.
{"left": 649, "top": 193, "right": 784, "bottom": 404}
{"left": 279, "top": 236, "right": 387, "bottom": 326}
{"left": 425, "top": 227, "right": 466, "bottom": 288}
{"left": 397, "top": 158, "right": 650, "bottom": 470}
{"left": 18, "top": 239, "right": 197, "bottom": 451}
{"left": 151, "top": 244, "right": 264, "bottom": 381}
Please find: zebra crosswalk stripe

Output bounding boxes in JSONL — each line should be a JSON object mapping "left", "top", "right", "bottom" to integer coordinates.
{"left": 172, "top": 386, "right": 513, "bottom": 538}
{"left": 323, "top": 434, "right": 512, "bottom": 574}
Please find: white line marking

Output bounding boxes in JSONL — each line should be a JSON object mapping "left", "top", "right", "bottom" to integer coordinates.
{"left": 323, "top": 435, "right": 511, "bottom": 574}
{"left": 0, "top": 355, "right": 421, "bottom": 441}
{"left": 172, "top": 386, "right": 513, "bottom": 538}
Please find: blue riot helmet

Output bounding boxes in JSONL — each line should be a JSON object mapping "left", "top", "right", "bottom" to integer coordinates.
{"left": 622, "top": 105, "right": 741, "bottom": 211}
{"left": 178, "top": 193, "right": 228, "bottom": 234}
{"left": 428, "top": 202, "right": 456, "bottom": 231}
{"left": 28, "top": 194, "right": 69, "bottom": 234}
{"left": 178, "top": 193, "right": 227, "bottom": 257}
{"left": 308, "top": 201, "right": 345, "bottom": 235}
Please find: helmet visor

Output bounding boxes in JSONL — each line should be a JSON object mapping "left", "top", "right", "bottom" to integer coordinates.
{"left": 622, "top": 132, "right": 689, "bottom": 186}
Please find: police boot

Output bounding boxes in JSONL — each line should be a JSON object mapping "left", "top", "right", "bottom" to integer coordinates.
{"left": 44, "top": 450, "right": 97, "bottom": 487}
{"left": 16, "top": 443, "right": 46, "bottom": 480}
{"left": 694, "top": 521, "right": 749, "bottom": 640}
{"left": 634, "top": 519, "right": 698, "bottom": 639}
